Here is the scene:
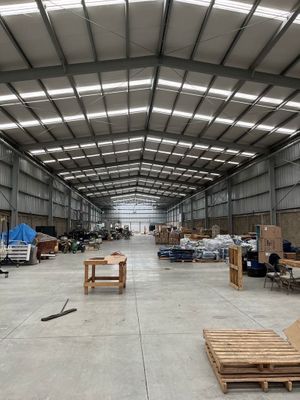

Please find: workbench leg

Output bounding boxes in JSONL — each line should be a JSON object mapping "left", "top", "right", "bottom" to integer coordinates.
{"left": 123, "top": 264, "right": 127, "bottom": 288}
{"left": 84, "top": 264, "right": 89, "bottom": 295}
{"left": 119, "top": 263, "right": 123, "bottom": 294}
{"left": 92, "top": 265, "right": 95, "bottom": 289}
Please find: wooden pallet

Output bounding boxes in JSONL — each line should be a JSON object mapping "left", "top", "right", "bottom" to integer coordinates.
{"left": 194, "top": 259, "right": 224, "bottom": 263}
{"left": 228, "top": 245, "right": 243, "bottom": 290}
{"left": 205, "top": 344, "right": 300, "bottom": 393}
{"left": 204, "top": 329, "right": 300, "bottom": 393}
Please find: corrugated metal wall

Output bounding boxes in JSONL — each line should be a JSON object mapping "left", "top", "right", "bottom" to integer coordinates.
{"left": 167, "top": 142, "right": 300, "bottom": 226}
{"left": 103, "top": 204, "right": 167, "bottom": 232}
{"left": 0, "top": 143, "right": 12, "bottom": 210}
{"left": 0, "top": 141, "right": 102, "bottom": 231}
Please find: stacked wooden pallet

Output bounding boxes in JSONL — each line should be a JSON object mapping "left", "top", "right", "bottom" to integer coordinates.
{"left": 203, "top": 329, "right": 300, "bottom": 393}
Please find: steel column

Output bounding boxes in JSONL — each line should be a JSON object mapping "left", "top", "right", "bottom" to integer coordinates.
{"left": 190, "top": 197, "right": 194, "bottom": 230}
{"left": 67, "top": 188, "right": 72, "bottom": 234}
{"left": 48, "top": 177, "right": 54, "bottom": 226}
{"left": 227, "top": 178, "right": 233, "bottom": 234}
{"left": 204, "top": 191, "right": 209, "bottom": 229}
{"left": 268, "top": 157, "right": 277, "bottom": 225}
{"left": 11, "top": 154, "right": 19, "bottom": 227}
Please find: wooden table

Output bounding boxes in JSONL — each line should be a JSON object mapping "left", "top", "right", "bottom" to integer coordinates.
{"left": 281, "top": 259, "right": 300, "bottom": 269}
{"left": 84, "top": 255, "right": 127, "bottom": 294}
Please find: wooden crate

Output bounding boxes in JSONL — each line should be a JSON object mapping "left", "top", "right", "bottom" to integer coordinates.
{"left": 228, "top": 245, "right": 243, "bottom": 290}
{"left": 204, "top": 329, "right": 300, "bottom": 393}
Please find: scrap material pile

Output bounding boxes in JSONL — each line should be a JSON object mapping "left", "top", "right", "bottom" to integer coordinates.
{"left": 203, "top": 329, "right": 300, "bottom": 393}
{"left": 158, "top": 234, "right": 237, "bottom": 262}
{"left": 0, "top": 223, "right": 57, "bottom": 265}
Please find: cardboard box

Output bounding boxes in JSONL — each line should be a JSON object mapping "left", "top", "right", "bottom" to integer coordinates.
{"left": 258, "top": 238, "right": 283, "bottom": 253}
{"left": 284, "top": 320, "right": 300, "bottom": 352}
{"left": 257, "top": 225, "right": 282, "bottom": 239}
{"left": 258, "top": 250, "right": 283, "bottom": 263}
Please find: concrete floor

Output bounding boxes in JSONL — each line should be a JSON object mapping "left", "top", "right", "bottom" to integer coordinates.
{"left": 1, "top": 235, "right": 300, "bottom": 400}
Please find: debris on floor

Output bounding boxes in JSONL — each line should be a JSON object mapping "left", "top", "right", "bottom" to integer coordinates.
{"left": 41, "top": 299, "right": 77, "bottom": 322}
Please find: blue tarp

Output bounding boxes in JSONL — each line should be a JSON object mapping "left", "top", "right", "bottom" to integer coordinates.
{"left": 1, "top": 223, "right": 36, "bottom": 244}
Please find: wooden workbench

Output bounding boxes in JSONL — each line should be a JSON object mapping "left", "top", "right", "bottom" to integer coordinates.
{"left": 281, "top": 259, "right": 300, "bottom": 269}
{"left": 84, "top": 255, "right": 127, "bottom": 294}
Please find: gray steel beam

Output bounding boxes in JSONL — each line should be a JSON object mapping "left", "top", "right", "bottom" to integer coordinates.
{"left": 190, "top": 197, "right": 194, "bottom": 229}
{"left": 88, "top": 203, "right": 91, "bottom": 231}
{"left": 227, "top": 178, "right": 233, "bottom": 234}
{"left": 204, "top": 191, "right": 209, "bottom": 229}
{"left": 11, "top": 153, "right": 19, "bottom": 228}
{"left": 93, "top": 188, "right": 176, "bottom": 200}
{"left": 1, "top": 55, "right": 300, "bottom": 90}
{"left": 22, "top": 129, "right": 265, "bottom": 154}
{"left": 88, "top": 185, "right": 186, "bottom": 199}
{"left": 55, "top": 157, "right": 215, "bottom": 175}
{"left": 268, "top": 157, "right": 277, "bottom": 225}
{"left": 67, "top": 188, "right": 72, "bottom": 234}
{"left": 48, "top": 177, "right": 54, "bottom": 226}
{"left": 76, "top": 175, "right": 200, "bottom": 189}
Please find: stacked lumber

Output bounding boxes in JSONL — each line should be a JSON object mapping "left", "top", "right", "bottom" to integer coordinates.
{"left": 203, "top": 329, "right": 300, "bottom": 393}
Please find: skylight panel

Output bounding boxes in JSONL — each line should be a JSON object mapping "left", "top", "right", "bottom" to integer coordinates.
{"left": 209, "top": 88, "right": 232, "bottom": 97}
{"left": 214, "top": 159, "right": 226, "bottom": 163}
{"left": 194, "top": 144, "right": 209, "bottom": 150}
{"left": 234, "top": 92, "right": 257, "bottom": 101}
{"left": 80, "top": 143, "right": 97, "bottom": 148}
{"left": 98, "top": 141, "right": 112, "bottom": 146}
{"left": 30, "top": 149, "right": 45, "bottom": 155}
{"left": 147, "top": 137, "right": 161, "bottom": 143}
{"left": 162, "top": 139, "right": 177, "bottom": 145}
{"left": 241, "top": 152, "right": 255, "bottom": 157}
{"left": 257, "top": 124, "right": 274, "bottom": 131}
{"left": 173, "top": 110, "right": 192, "bottom": 118}
{"left": 286, "top": 101, "right": 300, "bottom": 109}
{"left": 47, "top": 147, "right": 62, "bottom": 152}
{"left": 201, "top": 157, "right": 212, "bottom": 161}
{"left": 194, "top": 114, "right": 212, "bottom": 122}
{"left": 216, "top": 117, "right": 234, "bottom": 125}
{"left": 235, "top": 121, "right": 255, "bottom": 128}
{"left": 260, "top": 96, "right": 282, "bottom": 105}
{"left": 178, "top": 141, "right": 192, "bottom": 148}
{"left": 43, "top": 159, "right": 56, "bottom": 164}
{"left": 158, "top": 79, "right": 181, "bottom": 89}
{"left": 130, "top": 137, "right": 144, "bottom": 142}
{"left": 183, "top": 83, "right": 207, "bottom": 93}
{"left": 227, "top": 161, "right": 239, "bottom": 165}
{"left": 57, "top": 157, "right": 71, "bottom": 162}
{"left": 226, "top": 149, "right": 239, "bottom": 154}
{"left": 210, "top": 146, "right": 225, "bottom": 152}
{"left": 64, "top": 145, "right": 79, "bottom": 150}
{"left": 113, "top": 139, "right": 129, "bottom": 144}
{"left": 86, "top": 154, "right": 99, "bottom": 158}
{"left": 276, "top": 127, "right": 296, "bottom": 134}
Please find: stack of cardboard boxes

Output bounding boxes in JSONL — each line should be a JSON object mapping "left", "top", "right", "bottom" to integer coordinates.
{"left": 257, "top": 225, "right": 283, "bottom": 263}
{"left": 169, "top": 230, "right": 180, "bottom": 245}
{"left": 155, "top": 226, "right": 170, "bottom": 245}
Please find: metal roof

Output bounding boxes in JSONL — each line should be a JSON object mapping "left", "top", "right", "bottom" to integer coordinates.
{"left": 0, "top": 0, "right": 299, "bottom": 207}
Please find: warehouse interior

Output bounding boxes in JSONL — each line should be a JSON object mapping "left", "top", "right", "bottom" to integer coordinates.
{"left": 1, "top": 0, "right": 300, "bottom": 398}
